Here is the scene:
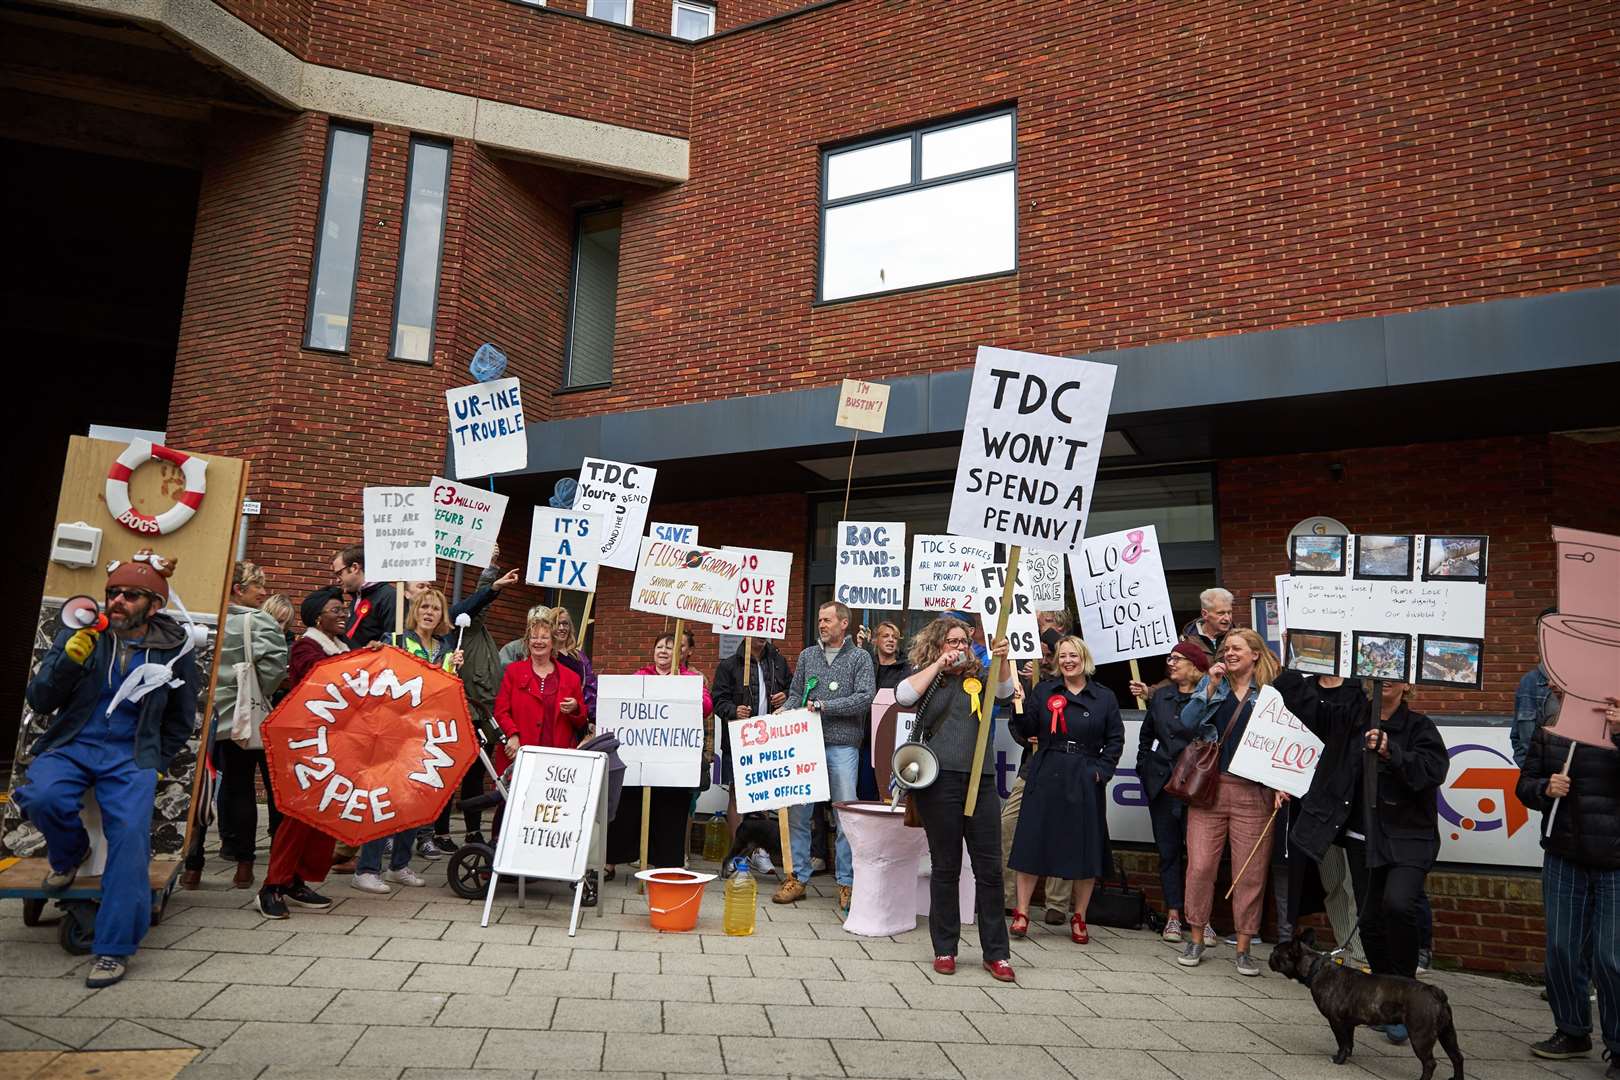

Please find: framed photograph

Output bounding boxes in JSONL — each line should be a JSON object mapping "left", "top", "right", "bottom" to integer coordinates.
{"left": 1285, "top": 628, "right": 1341, "bottom": 676}
{"left": 1354, "top": 534, "right": 1415, "bottom": 581}
{"left": 1291, "top": 534, "right": 1347, "bottom": 577}
{"left": 1417, "top": 635, "right": 1484, "bottom": 690}
{"left": 1352, "top": 631, "right": 1412, "bottom": 681}
{"left": 1422, "top": 535, "right": 1488, "bottom": 583}
{"left": 1251, "top": 594, "right": 1280, "bottom": 659}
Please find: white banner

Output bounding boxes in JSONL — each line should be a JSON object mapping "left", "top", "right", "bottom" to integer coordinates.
{"left": 1227, "top": 685, "right": 1325, "bottom": 798}
{"left": 362, "top": 486, "right": 434, "bottom": 580}
{"left": 1024, "top": 550, "right": 1067, "bottom": 613}
{"left": 526, "top": 508, "right": 604, "bottom": 592}
{"left": 729, "top": 708, "right": 829, "bottom": 813}
{"left": 447, "top": 378, "right": 527, "bottom": 479}
{"left": 948, "top": 347, "right": 1116, "bottom": 551}
{"left": 629, "top": 536, "right": 745, "bottom": 627}
{"left": 596, "top": 675, "right": 706, "bottom": 787}
{"left": 835, "top": 521, "right": 906, "bottom": 611}
{"left": 908, "top": 534, "right": 996, "bottom": 613}
{"left": 976, "top": 561, "right": 1039, "bottom": 660}
{"left": 573, "top": 458, "right": 657, "bottom": 571}
{"left": 1071, "top": 525, "right": 1176, "bottom": 665}
{"left": 429, "top": 477, "right": 508, "bottom": 569}
{"left": 717, "top": 547, "right": 792, "bottom": 640}
{"left": 491, "top": 747, "right": 605, "bottom": 882}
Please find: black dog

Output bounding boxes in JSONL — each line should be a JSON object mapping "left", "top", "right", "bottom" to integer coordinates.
{"left": 719, "top": 814, "right": 777, "bottom": 878}
{"left": 1268, "top": 929, "right": 1464, "bottom": 1080}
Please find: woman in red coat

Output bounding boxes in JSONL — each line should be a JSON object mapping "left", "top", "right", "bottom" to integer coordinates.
{"left": 494, "top": 607, "right": 585, "bottom": 770}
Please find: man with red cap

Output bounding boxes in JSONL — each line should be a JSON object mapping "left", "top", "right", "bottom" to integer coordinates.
{"left": 16, "top": 549, "right": 198, "bottom": 987}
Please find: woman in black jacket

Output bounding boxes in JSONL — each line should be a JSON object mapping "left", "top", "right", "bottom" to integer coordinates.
{"left": 711, "top": 637, "right": 793, "bottom": 837}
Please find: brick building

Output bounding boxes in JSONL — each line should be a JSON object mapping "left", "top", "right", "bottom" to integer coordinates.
{"left": 4, "top": 0, "right": 1618, "bottom": 973}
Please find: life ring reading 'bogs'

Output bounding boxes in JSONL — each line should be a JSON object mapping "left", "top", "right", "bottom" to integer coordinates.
{"left": 106, "top": 438, "right": 208, "bottom": 535}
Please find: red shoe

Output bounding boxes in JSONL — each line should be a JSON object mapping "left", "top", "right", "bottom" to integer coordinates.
{"left": 983, "top": 959, "right": 1016, "bottom": 982}
{"left": 1070, "top": 914, "right": 1089, "bottom": 944}
{"left": 933, "top": 955, "right": 956, "bottom": 975}
{"left": 1009, "top": 909, "right": 1030, "bottom": 938}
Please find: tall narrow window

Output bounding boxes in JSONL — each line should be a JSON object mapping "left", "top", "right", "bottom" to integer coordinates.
{"left": 305, "top": 125, "right": 371, "bottom": 352}
{"left": 564, "top": 207, "right": 621, "bottom": 388}
{"left": 587, "top": 0, "right": 632, "bottom": 25}
{"left": 390, "top": 138, "right": 451, "bottom": 363}
{"left": 672, "top": 0, "right": 714, "bottom": 39}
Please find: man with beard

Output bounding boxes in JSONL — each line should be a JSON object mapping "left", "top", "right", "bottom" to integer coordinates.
{"left": 17, "top": 550, "right": 197, "bottom": 987}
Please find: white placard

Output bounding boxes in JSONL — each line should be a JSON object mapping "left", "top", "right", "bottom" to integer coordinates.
{"left": 429, "top": 476, "right": 509, "bottom": 569}
{"left": 1024, "top": 550, "right": 1067, "bottom": 612}
{"left": 908, "top": 534, "right": 996, "bottom": 613}
{"left": 717, "top": 547, "right": 793, "bottom": 640}
{"left": 729, "top": 708, "right": 830, "bottom": 812}
{"left": 447, "top": 377, "right": 527, "bottom": 479}
{"left": 1226, "top": 685, "right": 1326, "bottom": 798}
{"left": 976, "top": 561, "right": 1040, "bottom": 659}
{"left": 491, "top": 746, "right": 605, "bottom": 882}
{"left": 1070, "top": 525, "right": 1176, "bottom": 665}
{"left": 947, "top": 346, "right": 1116, "bottom": 551}
{"left": 835, "top": 521, "right": 906, "bottom": 611}
{"left": 649, "top": 522, "right": 699, "bottom": 546}
{"left": 835, "top": 378, "right": 891, "bottom": 433}
{"left": 573, "top": 458, "right": 658, "bottom": 571}
{"left": 629, "top": 536, "right": 745, "bottom": 627}
{"left": 596, "top": 675, "right": 706, "bottom": 787}
{"left": 526, "top": 508, "right": 604, "bottom": 592}
{"left": 362, "top": 486, "right": 435, "bottom": 580}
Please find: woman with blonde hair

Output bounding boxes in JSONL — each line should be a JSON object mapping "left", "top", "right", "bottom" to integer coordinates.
{"left": 1173, "top": 627, "right": 1283, "bottom": 975}
{"left": 549, "top": 606, "right": 598, "bottom": 724}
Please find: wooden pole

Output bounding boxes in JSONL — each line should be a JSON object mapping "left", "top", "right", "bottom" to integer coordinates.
{"left": 964, "top": 545, "right": 1021, "bottom": 817}
{"left": 841, "top": 431, "right": 859, "bottom": 522}
{"left": 1225, "top": 803, "right": 1282, "bottom": 900}
{"left": 778, "top": 809, "right": 793, "bottom": 880}
{"left": 395, "top": 581, "right": 405, "bottom": 638}
{"left": 578, "top": 589, "right": 596, "bottom": 646}
{"left": 1129, "top": 658, "right": 1147, "bottom": 710}
{"left": 1544, "top": 741, "right": 1578, "bottom": 833}
{"left": 741, "top": 638, "right": 752, "bottom": 688}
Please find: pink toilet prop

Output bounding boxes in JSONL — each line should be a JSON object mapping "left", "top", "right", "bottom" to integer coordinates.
{"left": 836, "top": 800, "right": 927, "bottom": 936}
{"left": 1540, "top": 526, "right": 1620, "bottom": 746}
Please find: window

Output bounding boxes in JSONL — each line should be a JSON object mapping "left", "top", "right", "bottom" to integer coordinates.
{"left": 819, "top": 109, "right": 1015, "bottom": 303}
{"left": 587, "top": 0, "right": 631, "bottom": 24}
{"left": 563, "top": 207, "right": 622, "bottom": 387}
{"left": 304, "top": 124, "right": 371, "bottom": 352}
{"left": 671, "top": 0, "right": 713, "bottom": 39}
{"left": 389, "top": 138, "right": 451, "bottom": 363}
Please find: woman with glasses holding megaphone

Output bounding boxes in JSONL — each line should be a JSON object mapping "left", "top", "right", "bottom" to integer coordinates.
{"left": 894, "top": 617, "right": 1018, "bottom": 981}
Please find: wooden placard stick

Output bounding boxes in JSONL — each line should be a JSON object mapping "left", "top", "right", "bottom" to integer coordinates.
{"left": 841, "top": 430, "right": 860, "bottom": 523}
{"left": 1544, "top": 741, "right": 1578, "bottom": 834}
{"left": 964, "top": 545, "right": 1021, "bottom": 818}
{"left": 578, "top": 589, "right": 596, "bottom": 645}
{"left": 1129, "top": 658, "right": 1148, "bottom": 710}
{"left": 395, "top": 581, "right": 405, "bottom": 637}
{"left": 1225, "top": 803, "right": 1282, "bottom": 900}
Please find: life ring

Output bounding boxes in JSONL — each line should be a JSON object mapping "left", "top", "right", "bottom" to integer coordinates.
{"left": 106, "top": 438, "right": 207, "bottom": 536}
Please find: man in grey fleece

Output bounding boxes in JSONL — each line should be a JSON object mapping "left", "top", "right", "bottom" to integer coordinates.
{"left": 774, "top": 601, "right": 875, "bottom": 915}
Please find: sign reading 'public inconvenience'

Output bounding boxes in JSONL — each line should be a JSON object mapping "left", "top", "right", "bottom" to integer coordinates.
{"left": 717, "top": 547, "right": 793, "bottom": 640}
{"left": 573, "top": 458, "right": 657, "bottom": 571}
{"left": 835, "top": 378, "right": 891, "bottom": 433}
{"left": 446, "top": 377, "right": 527, "bottom": 480}
{"left": 909, "top": 534, "right": 996, "bottom": 612}
{"left": 1227, "top": 684, "right": 1325, "bottom": 798}
{"left": 729, "top": 708, "right": 830, "bottom": 812}
{"left": 977, "top": 562, "right": 1040, "bottom": 660}
{"left": 363, "top": 486, "right": 435, "bottom": 580}
{"left": 526, "top": 508, "right": 604, "bottom": 592}
{"left": 429, "top": 476, "right": 508, "bottom": 569}
{"left": 629, "top": 536, "right": 745, "bottom": 627}
{"left": 948, "top": 347, "right": 1117, "bottom": 550}
{"left": 835, "top": 521, "right": 906, "bottom": 610}
{"left": 1070, "top": 525, "right": 1176, "bottom": 665}
{"left": 596, "top": 675, "right": 706, "bottom": 787}
{"left": 492, "top": 746, "right": 605, "bottom": 882}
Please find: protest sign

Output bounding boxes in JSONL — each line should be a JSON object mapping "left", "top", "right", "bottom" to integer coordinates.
{"left": 1070, "top": 525, "right": 1175, "bottom": 665}
{"left": 526, "top": 508, "right": 604, "bottom": 592}
{"left": 629, "top": 536, "right": 746, "bottom": 627}
{"left": 649, "top": 522, "right": 699, "bottom": 546}
{"left": 597, "top": 674, "right": 706, "bottom": 786}
{"left": 729, "top": 708, "right": 830, "bottom": 813}
{"left": 573, "top": 458, "right": 657, "bottom": 571}
{"left": 717, "top": 546, "right": 792, "bottom": 639}
{"left": 908, "top": 534, "right": 996, "bottom": 612}
{"left": 446, "top": 377, "right": 526, "bottom": 479}
{"left": 834, "top": 378, "right": 891, "bottom": 433}
{"left": 362, "top": 486, "right": 434, "bottom": 580}
{"left": 492, "top": 746, "right": 605, "bottom": 883}
{"left": 1227, "top": 685, "right": 1325, "bottom": 798}
{"left": 1024, "top": 550, "right": 1067, "bottom": 612}
{"left": 976, "top": 561, "right": 1039, "bottom": 659}
{"left": 947, "top": 346, "right": 1116, "bottom": 550}
{"left": 429, "top": 476, "right": 508, "bottom": 568}
{"left": 835, "top": 521, "right": 906, "bottom": 610}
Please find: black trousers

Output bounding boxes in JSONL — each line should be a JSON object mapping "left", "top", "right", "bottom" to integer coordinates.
{"left": 913, "top": 770, "right": 1010, "bottom": 963}
{"left": 1344, "top": 840, "right": 1428, "bottom": 978}
{"left": 434, "top": 766, "right": 487, "bottom": 837}
{"left": 186, "top": 740, "right": 280, "bottom": 871}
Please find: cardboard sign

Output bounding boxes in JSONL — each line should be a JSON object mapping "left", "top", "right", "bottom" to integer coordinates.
{"left": 835, "top": 378, "right": 891, "bottom": 433}
{"left": 729, "top": 708, "right": 830, "bottom": 812}
{"left": 596, "top": 674, "right": 706, "bottom": 787}
{"left": 629, "top": 536, "right": 746, "bottom": 627}
{"left": 649, "top": 522, "right": 699, "bottom": 546}
{"left": 1070, "top": 525, "right": 1176, "bottom": 665}
{"left": 1226, "top": 685, "right": 1325, "bottom": 798}
{"left": 491, "top": 746, "right": 605, "bottom": 882}
{"left": 429, "top": 476, "right": 508, "bottom": 568}
{"left": 908, "top": 534, "right": 996, "bottom": 612}
{"left": 573, "top": 458, "right": 657, "bottom": 571}
{"left": 1024, "top": 550, "right": 1067, "bottom": 612}
{"left": 362, "top": 486, "right": 434, "bottom": 580}
{"left": 976, "top": 561, "right": 1039, "bottom": 660}
{"left": 835, "top": 521, "right": 906, "bottom": 610}
{"left": 447, "top": 377, "right": 527, "bottom": 479}
{"left": 526, "top": 508, "right": 604, "bottom": 592}
{"left": 717, "top": 546, "right": 793, "bottom": 640}
{"left": 947, "top": 346, "right": 1116, "bottom": 551}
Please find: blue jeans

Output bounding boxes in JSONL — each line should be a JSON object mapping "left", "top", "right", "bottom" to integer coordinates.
{"left": 358, "top": 828, "right": 419, "bottom": 875}
{"left": 789, "top": 744, "right": 858, "bottom": 886}
{"left": 1543, "top": 852, "right": 1620, "bottom": 1054}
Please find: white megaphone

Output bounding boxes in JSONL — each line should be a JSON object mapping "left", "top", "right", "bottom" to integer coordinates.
{"left": 58, "top": 595, "right": 108, "bottom": 634}
{"left": 890, "top": 741, "right": 939, "bottom": 791}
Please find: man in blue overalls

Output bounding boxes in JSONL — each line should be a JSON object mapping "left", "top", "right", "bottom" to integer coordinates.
{"left": 17, "top": 549, "right": 197, "bottom": 987}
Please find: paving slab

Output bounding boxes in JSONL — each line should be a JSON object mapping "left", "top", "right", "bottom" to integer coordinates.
{"left": 765, "top": 1004, "right": 879, "bottom": 1039}
{"left": 610, "top": 972, "right": 712, "bottom": 1002}
{"left": 865, "top": 1007, "right": 979, "bottom": 1042}
{"left": 600, "top": 1033, "right": 723, "bottom": 1074}
{"left": 179, "top": 953, "right": 314, "bottom": 986}
{"left": 709, "top": 975, "right": 808, "bottom": 1005}
{"left": 472, "top": 1029, "right": 604, "bottom": 1070}
{"left": 195, "top": 985, "right": 339, "bottom": 1023}
{"left": 134, "top": 1018, "right": 247, "bottom": 1049}
{"left": 664, "top": 1002, "right": 771, "bottom": 1037}
{"left": 432, "top": 993, "right": 554, "bottom": 1030}
{"left": 293, "top": 958, "right": 419, "bottom": 991}
{"left": 718, "top": 1034, "right": 843, "bottom": 1076}
{"left": 342, "top": 1024, "right": 486, "bottom": 1070}
{"left": 831, "top": 1037, "right": 959, "bottom": 1079}
{"left": 945, "top": 1042, "right": 1070, "bottom": 1079}
{"left": 373, "top": 938, "right": 481, "bottom": 965}
{"left": 317, "top": 989, "right": 450, "bottom": 1027}
{"left": 550, "top": 998, "right": 662, "bottom": 1033}
{"left": 68, "top": 981, "right": 226, "bottom": 1020}
{"left": 206, "top": 1020, "right": 366, "bottom": 1068}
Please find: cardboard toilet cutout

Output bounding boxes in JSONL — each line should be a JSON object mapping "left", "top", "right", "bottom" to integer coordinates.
{"left": 1540, "top": 526, "right": 1620, "bottom": 747}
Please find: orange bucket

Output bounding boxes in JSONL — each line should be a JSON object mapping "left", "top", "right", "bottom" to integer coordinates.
{"left": 634, "top": 868, "right": 715, "bottom": 932}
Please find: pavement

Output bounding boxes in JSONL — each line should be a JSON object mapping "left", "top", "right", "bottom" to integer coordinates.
{"left": 0, "top": 849, "right": 1602, "bottom": 1080}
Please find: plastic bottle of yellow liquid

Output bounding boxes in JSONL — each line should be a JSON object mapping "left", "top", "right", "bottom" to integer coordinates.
{"left": 702, "top": 816, "right": 727, "bottom": 861}
{"left": 722, "top": 858, "right": 756, "bottom": 937}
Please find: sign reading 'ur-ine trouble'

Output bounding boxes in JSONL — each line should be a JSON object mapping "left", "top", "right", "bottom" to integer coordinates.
{"left": 446, "top": 377, "right": 527, "bottom": 480}
{"left": 363, "top": 486, "right": 435, "bottom": 580}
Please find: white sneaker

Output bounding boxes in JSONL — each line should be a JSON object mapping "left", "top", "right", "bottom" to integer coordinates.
{"left": 384, "top": 867, "right": 426, "bottom": 888}
{"left": 352, "top": 872, "right": 391, "bottom": 894}
{"left": 810, "top": 856, "right": 827, "bottom": 873}
{"left": 750, "top": 849, "right": 775, "bottom": 877}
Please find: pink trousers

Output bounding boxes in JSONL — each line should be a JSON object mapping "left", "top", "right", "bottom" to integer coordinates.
{"left": 1183, "top": 774, "right": 1274, "bottom": 936}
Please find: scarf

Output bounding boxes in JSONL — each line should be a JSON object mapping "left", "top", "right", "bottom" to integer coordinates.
{"left": 301, "top": 626, "right": 351, "bottom": 656}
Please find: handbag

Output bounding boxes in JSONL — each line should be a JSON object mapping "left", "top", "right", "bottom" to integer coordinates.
{"left": 900, "top": 674, "right": 946, "bottom": 829}
{"left": 229, "top": 612, "right": 271, "bottom": 750}
{"left": 1164, "top": 693, "right": 1252, "bottom": 809}
{"left": 1087, "top": 859, "right": 1149, "bottom": 930}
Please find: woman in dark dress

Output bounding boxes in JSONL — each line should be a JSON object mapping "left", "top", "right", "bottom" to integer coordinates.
{"left": 860, "top": 620, "right": 910, "bottom": 800}
{"left": 1008, "top": 635, "right": 1124, "bottom": 944}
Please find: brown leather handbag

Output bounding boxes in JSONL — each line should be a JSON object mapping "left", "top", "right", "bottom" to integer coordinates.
{"left": 1164, "top": 695, "right": 1253, "bottom": 809}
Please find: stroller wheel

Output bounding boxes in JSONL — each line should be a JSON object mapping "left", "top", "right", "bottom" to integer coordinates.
{"left": 446, "top": 843, "right": 496, "bottom": 900}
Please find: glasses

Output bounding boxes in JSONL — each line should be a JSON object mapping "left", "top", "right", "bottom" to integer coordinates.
{"left": 105, "top": 588, "right": 150, "bottom": 602}
{"left": 943, "top": 638, "right": 971, "bottom": 648}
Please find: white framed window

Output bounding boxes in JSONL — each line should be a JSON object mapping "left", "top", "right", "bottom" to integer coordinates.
{"left": 819, "top": 109, "right": 1016, "bottom": 303}
{"left": 671, "top": 0, "right": 714, "bottom": 39}
{"left": 587, "top": 0, "right": 632, "bottom": 25}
